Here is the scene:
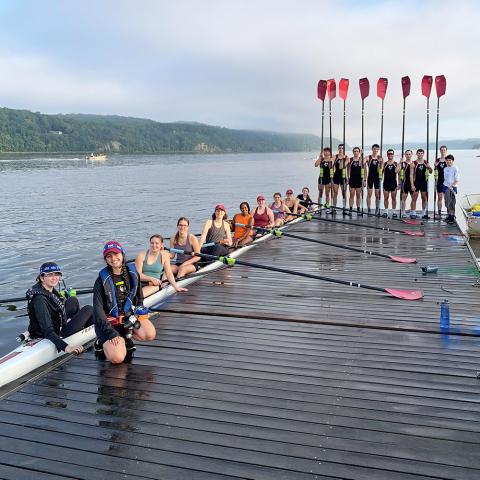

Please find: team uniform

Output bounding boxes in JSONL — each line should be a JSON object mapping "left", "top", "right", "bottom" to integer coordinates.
{"left": 401, "top": 162, "right": 413, "bottom": 194}
{"left": 436, "top": 159, "right": 447, "bottom": 193}
{"left": 333, "top": 156, "right": 347, "bottom": 185}
{"left": 414, "top": 162, "right": 429, "bottom": 192}
{"left": 383, "top": 163, "right": 398, "bottom": 192}
{"left": 367, "top": 156, "right": 381, "bottom": 189}
{"left": 348, "top": 158, "right": 362, "bottom": 189}
{"left": 318, "top": 159, "right": 332, "bottom": 185}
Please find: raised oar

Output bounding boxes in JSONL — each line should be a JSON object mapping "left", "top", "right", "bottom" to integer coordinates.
{"left": 237, "top": 223, "right": 416, "bottom": 264}
{"left": 312, "top": 202, "right": 422, "bottom": 226}
{"left": 359, "top": 77, "right": 370, "bottom": 215}
{"left": 327, "top": 78, "right": 336, "bottom": 212}
{"left": 377, "top": 77, "right": 388, "bottom": 216}
{"left": 422, "top": 75, "right": 433, "bottom": 219}
{"left": 168, "top": 247, "right": 423, "bottom": 300}
{"left": 399, "top": 76, "right": 411, "bottom": 218}
{"left": 434, "top": 75, "right": 447, "bottom": 220}
{"left": 339, "top": 78, "right": 349, "bottom": 213}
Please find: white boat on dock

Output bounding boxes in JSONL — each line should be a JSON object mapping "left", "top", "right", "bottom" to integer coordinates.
{"left": 459, "top": 194, "right": 480, "bottom": 238}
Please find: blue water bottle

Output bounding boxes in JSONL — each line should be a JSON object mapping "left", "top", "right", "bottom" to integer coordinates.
{"left": 440, "top": 300, "right": 450, "bottom": 332}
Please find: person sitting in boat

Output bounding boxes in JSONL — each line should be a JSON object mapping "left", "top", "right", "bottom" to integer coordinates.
{"left": 26, "top": 262, "right": 93, "bottom": 355}
{"left": 93, "top": 241, "right": 156, "bottom": 363}
{"left": 297, "top": 187, "right": 314, "bottom": 211}
{"left": 170, "top": 217, "right": 201, "bottom": 278}
{"left": 284, "top": 189, "right": 302, "bottom": 217}
{"left": 135, "top": 234, "right": 187, "bottom": 297}
{"left": 252, "top": 195, "right": 275, "bottom": 231}
{"left": 199, "top": 204, "right": 233, "bottom": 257}
{"left": 270, "top": 193, "right": 291, "bottom": 227}
{"left": 231, "top": 202, "right": 254, "bottom": 247}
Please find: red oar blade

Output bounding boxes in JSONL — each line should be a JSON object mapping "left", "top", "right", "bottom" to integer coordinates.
{"left": 389, "top": 255, "right": 417, "bottom": 264}
{"left": 359, "top": 77, "right": 370, "bottom": 100}
{"left": 435, "top": 75, "right": 446, "bottom": 98}
{"left": 317, "top": 80, "right": 327, "bottom": 101}
{"left": 385, "top": 288, "right": 423, "bottom": 300}
{"left": 422, "top": 75, "right": 433, "bottom": 98}
{"left": 377, "top": 77, "right": 388, "bottom": 100}
{"left": 401, "top": 76, "right": 411, "bottom": 98}
{"left": 402, "top": 218, "right": 423, "bottom": 225}
{"left": 404, "top": 230, "right": 425, "bottom": 237}
{"left": 339, "top": 78, "right": 349, "bottom": 100}
{"left": 327, "top": 78, "right": 336, "bottom": 100}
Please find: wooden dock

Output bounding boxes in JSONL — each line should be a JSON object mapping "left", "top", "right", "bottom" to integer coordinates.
{"left": 1, "top": 214, "right": 480, "bottom": 479}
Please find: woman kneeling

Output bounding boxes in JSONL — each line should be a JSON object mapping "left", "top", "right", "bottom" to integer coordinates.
{"left": 93, "top": 240, "right": 156, "bottom": 363}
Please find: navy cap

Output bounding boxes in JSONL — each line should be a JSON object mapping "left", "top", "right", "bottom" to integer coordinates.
{"left": 39, "top": 262, "right": 62, "bottom": 275}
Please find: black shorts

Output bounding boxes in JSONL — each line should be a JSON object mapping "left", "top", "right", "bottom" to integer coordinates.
{"left": 402, "top": 181, "right": 413, "bottom": 195}
{"left": 349, "top": 178, "right": 362, "bottom": 189}
{"left": 318, "top": 176, "right": 331, "bottom": 186}
{"left": 414, "top": 180, "right": 428, "bottom": 193}
{"left": 333, "top": 171, "right": 346, "bottom": 185}
{"left": 367, "top": 177, "right": 380, "bottom": 190}
{"left": 436, "top": 180, "right": 444, "bottom": 193}
{"left": 383, "top": 181, "right": 397, "bottom": 192}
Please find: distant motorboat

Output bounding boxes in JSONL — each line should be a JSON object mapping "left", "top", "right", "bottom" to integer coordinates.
{"left": 86, "top": 153, "right": 107, "bottom": 160}
{"left": 460, "top": 194, "right": 480, "bottom": 238}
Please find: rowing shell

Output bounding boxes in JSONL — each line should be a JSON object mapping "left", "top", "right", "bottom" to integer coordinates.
{"left": 0, "top": 215, "right": 306, "bottom": 389}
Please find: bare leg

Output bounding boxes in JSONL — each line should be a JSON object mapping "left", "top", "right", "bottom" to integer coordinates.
{"left": 133, "top": 318, "right": 156, "bottom": 341}
{"left": 366, "top": 188, "right": 373, "bottom": 210}
{"left": 333, "top": 184, "right": 339, "bottom": 207}
{"left": 355, "top": 189, "right": 361, "bottom": 209}
{"left": 392, "top": 190, "right": 397, "bottom": 210}
{"left": 103, "top": 337, "right": 127, "bottom": 364}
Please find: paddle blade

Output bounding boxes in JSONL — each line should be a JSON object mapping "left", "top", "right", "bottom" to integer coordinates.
{"left": 404, "top": 230, "right": 425, "bottom": 237}
{"left": 402, "top": 219, "right": 423, "bottom": 225}
{"left": 339, "top": 78, "right": 349, "bottom": 100}
{"left": 389, "top": 255, "right": 417, "bottom": 264}
{"left": 385, "top": 288, "right": 423, "bottom": 300}
{"left": 422, "top": 75, "right": 433, "bottom": 98}
{"left": 359, "top": 77, "right": 370, "bottom": 100}
{"left": 327, "top": 79, "right": 336, "bottom": 100}
{"left": 435, "top": 75, "right": 446, "bottom": 98}
{"left": 401, "top": 76, "right": 411, "bottom": 98}
{"left": 317, "top": 80, "right": 327, "bottom": 101}
{"left": 377, "top": 78, "right": 388, "bottom": 100}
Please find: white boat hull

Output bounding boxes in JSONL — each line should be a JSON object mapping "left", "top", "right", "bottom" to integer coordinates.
{"left": 0, "top": 216, "right": 305, "bottom": 388}
{"left": 459, "top": 194, "right": 480, "bottom": 238}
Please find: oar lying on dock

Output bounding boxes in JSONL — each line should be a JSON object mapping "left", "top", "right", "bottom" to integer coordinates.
{"left": 283, "top": 211, "right": 425, "bottom": 237}
{"left": 312, "top": 202, "right": 423, "bottom": 225}
{"left": 168, "top": 247, "right": 424, "bottom": 300}
{"left": 238, "top": 224, "right": 417, "bottom": 264}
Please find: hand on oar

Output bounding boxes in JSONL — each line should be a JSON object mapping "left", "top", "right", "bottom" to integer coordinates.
{"left": 240, "top": 223, "right": 417, "bottom": 264}
{"left": 169, "top": 246, "right": 423, "bottom": 300}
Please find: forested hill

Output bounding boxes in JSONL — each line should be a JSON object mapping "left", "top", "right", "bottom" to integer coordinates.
{"left": 0, "top": 108, "right": 328, "bottom": 153}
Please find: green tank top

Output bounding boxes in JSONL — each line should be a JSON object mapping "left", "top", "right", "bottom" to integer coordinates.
{"left": 142, "top": 250, "right": 164, "bottom": 279}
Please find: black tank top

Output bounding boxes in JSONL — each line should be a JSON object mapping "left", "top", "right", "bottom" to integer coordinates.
{"left": 383, "top": 163, "right": 397, "bottom": 182}
{"left": 349, "top": 158, "right": 362, "bottom": 180}
{"left": 320, "top": 160, "right": 331, "bottom": 177}
{"left": 436, "top": 159, "right": 447, "bottom": 182}
{"left": 368, "top": 156, "right": 380, "bottom": 179}
{"left": 415, "top": 162, "right": 428, "bottom": 182}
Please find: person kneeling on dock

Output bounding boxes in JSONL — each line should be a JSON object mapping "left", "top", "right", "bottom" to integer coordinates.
{"left": 26, "top": 262, "right": 93, "bottom": 355}
{"left": 199, "top": 204, "right": 233, "bottom": 257}
{"left": 93, "top": 241, "right": 156, "bottom": 363}
{"left": 135, "top": 234, "right": 187, "bottom": 297}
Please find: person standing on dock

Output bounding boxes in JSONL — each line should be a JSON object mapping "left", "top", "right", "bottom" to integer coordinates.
{"left": 400, "top": 149, "right": 415, "bottom": 218}
{"left": 314, "top": 147, "right": 333, "bottom": 210}
{"left": 366, "top": 144, "right": 383, "bottom": 215}
{"left": 411, "top": 148, "right": 433, "bottom": 219}
{"left": 435, "top": 145, "right": 448, "bottom": 218}
{"left": 382, "top": 149, "right": 400, "bottom": 218}
{"left": 332, "top": 144, "right": 349, "bottom": 214}
{"left": 93, "top": 241, "right": 156, "bottom": 363}
{"left": 26, "top": 262, "right": 93, "bottom": 355}
{"left": 442, "top": 154, "right": 459, "bottom": 224}
{"left": 347, "top": 147, "right": 364, "bottom": 214}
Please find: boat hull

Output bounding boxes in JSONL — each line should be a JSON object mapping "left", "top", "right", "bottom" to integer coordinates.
{"left": 459, "top": 194, "right": 480, "bottom": 238}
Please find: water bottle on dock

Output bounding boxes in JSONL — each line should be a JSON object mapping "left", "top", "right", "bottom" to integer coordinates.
{"left": 440, "top": 300, "right": 450, "bottom": 332}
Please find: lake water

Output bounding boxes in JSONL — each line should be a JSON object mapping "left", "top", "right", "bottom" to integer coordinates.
{"left": 0, "top": 150, "right": 478, "bottom": 356}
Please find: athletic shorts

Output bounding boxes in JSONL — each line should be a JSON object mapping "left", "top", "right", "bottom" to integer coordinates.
{"left": 402, "top": 181, "right": 413, "bottom": 195}
{"left": 367, "top": 177, "right": 380, "bottom": 190}
{"left": 436, "top": 180, "right": 445, "bottom": 193}
{"left": 333, "top": 171, "right": 346, "bottom": 185}
{"left": 414, "top": 180, "right": 428, "bottom": 193}
{"left": 318, "top": 176, "right": 331, "bottom": 186}
{"left": 383, "top": 181, "right": 398, "bottom": 192}
{"left": 349, "top": 178, "right": 362, "bottom": 189}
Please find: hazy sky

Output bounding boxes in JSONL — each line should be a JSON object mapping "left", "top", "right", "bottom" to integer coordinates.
{"left": 0, "top": 0, "right": 478, "bottom": 144}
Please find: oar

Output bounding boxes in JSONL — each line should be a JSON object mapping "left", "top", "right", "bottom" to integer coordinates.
{"left": 327, "top": 79, "right": 336, "bottom": 213}
{"left": 311, "top": 202, "right": 423, "bottom": 226}
{"left": 317, "top": 80, "right": 327, "bottom": 206}
{"left": 167, "top": 247, "right": 423, "bottom": 300}
{"left": 339, "top": 78, "right": 349, "bottom": 213}
{"left": 237, "top": 223, "right": 416, "bottom": 264}
{"left": 434, "top": 75, "right": 447, "bottom": 221}
{"left": 359, "top": 78, "right": 370, "bottom": 216}
{"left": 399, "top": 76, "right": 411, "bottom": 218}
{"left": 377, "top": 78, "right": 388, "bottom": 216}
{"left": 422, "top": 75, "right": 433, "bottom": 219}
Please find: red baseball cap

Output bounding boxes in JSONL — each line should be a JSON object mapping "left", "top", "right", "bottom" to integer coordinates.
{"left": 103, "top": 240, "right": 124, "bottom": 257}
{"left": 256, "top": 195, "right": 265, "bottom": 202}
{"left": 214, "top": 204, "right": 226, "bottom": 212}
{"left": 286, "top": 189, "right": 293, "bottom": 195}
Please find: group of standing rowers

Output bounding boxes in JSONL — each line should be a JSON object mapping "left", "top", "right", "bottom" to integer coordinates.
{"left": 315, "top": 143, "right": 453, "bottom": 220}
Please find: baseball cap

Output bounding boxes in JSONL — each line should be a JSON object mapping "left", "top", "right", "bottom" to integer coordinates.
{"left": 286, "top": 189, "right": 293, "bottom": 195}
{"left": 39, "top": 262, "right": 62, "bottom": 275}
{"left": 214, "top": 204, "right": 226, "bottom": 212}
{"left": 256, "top": 195, "right": 265, "bottom": 202}
{"left": 103, "top": 240, "right": 125, "bottom": 258}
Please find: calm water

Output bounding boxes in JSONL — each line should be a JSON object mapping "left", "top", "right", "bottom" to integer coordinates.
{"left": 0, "top": 150, "right": 478, "bottom": 356}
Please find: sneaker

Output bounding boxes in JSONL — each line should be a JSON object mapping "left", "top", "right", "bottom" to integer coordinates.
{"left": 410, "top": 213, "right": 417, "bottom": 219}
{"left": 367, "top": 209, "right": 372, "bottom": 214}
{"left": 332, "top": 209, "right": 337, "bottom": 215}
{"left": 422, "top": 214, "right": 430, "bottom": 220}
{"left": 392, "top": 213, "right": 398, "bottom": 218}
{"left": 125, "top": 338, "right": 137, "bottom": 352}
{"left": 94, "top": 340, "right": 103, "bottom": 352}
{"left": 382, "top": 212, "right": 388, "bottom": 218}
{"left": 345, "top": 209, "right": 352, "bottom": 216}
{"left": 401, "top": 213, "right": 407, "bottom": 219}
